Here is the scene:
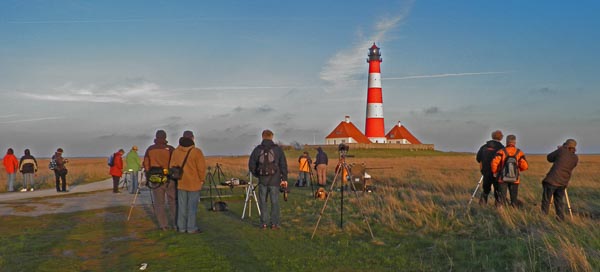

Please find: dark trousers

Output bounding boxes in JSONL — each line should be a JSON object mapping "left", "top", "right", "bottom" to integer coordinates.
{"left": 480, "top": 172, "right": 499, "bottom": 204}
{"left": 112, "top": 176, "right": 120, "bottom": 192}
{"left": 541, "top": 182, "right": 566, "bottom": 220}
{"left": 498, "top": 182, "right": 519, "bottom": 207}
{"left": 54, "top": 170, "right": 67, "bottom": 191}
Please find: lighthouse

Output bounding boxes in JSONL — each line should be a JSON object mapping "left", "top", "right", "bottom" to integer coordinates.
{"left": 364, "top": 43, "right": 387, "bottom": 143}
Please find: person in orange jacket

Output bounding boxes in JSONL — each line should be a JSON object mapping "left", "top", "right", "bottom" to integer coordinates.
{"left": 3, "top": 148, "right": 19, "bottom": 192}
{"left": 109, "top": 149, "right": 125, "bottom": 193}
{"left": 491, "top": 134, "right": 529, "bottom": 207}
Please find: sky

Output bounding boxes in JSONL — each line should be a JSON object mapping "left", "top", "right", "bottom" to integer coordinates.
{"left": 1, "top": 0, "right": 599, "bottom": 157}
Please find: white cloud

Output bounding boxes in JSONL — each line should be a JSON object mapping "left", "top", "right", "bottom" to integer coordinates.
{"left": 0, "top": 116, "right": 64, "bottom": 124}
{"left": 20, "top": 80, "right": 191, "bottom": 106}
{"left": 319, "top": 0, "right": 414, "bottom": 92}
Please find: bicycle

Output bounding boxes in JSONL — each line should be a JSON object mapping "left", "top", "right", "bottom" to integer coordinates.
{"left": 119, "top": 169, "right": 135, "bottom": 192}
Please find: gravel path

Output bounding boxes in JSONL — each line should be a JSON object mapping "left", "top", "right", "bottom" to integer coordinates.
{"left": 0, "top": 179, "right": 153, "bottom": 217}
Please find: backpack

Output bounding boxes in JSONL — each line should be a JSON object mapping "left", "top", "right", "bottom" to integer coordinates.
{"left": 48, "top": 158, "right": 57, "bottom": 170}
{"left": 257, "top": 145, "right": 277, "bottom": 176}
{"left": 107, "top": 154, "right": 115, "bottom": 167}
{"left": 500, "top": 148, "right": 520, "bottom": 183}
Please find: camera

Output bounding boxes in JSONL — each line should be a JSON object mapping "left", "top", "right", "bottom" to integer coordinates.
{"left": 279, "top": 182, "right": 290, "bottom": 201}
{"left": 338, "top": 143, "right": 349, "bottom": 154}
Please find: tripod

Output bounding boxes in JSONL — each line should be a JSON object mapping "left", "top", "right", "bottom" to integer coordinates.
{"left": 242, "top": 171, "right": 261, "bottom": 219}
{"left": 127, "top": 170, "right": 153, "bottom": 221}
{"left": 467, "top": 175, "right": 484, "bottom": 207}
{"left": 206, "top": 163, "right": 226, "bottom": 211}
{"left": 311, "top": 150, "right": 374, "bottom": 239}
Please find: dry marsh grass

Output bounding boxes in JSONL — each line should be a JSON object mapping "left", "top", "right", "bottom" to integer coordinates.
{"left": 1, "top": 150, "right": 598, "bottom": 270}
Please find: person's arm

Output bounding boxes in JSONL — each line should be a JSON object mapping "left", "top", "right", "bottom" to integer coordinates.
{"left": 248, "top": 147, "right": 259, "bottom": 177}
{"left": 279, "top": 148, "right": 288, "bottom": 182}
{"left": 491, "top": 151, "right": 503, "bottom": 176}
{"left": 547, "top": 148, "right": 560, "bottom": 163}
{"left": 518, "top": 151, "right": 529, "bottom": 171}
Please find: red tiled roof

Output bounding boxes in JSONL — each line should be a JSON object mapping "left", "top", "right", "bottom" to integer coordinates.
{"left": 386, "top": 125, "right": 422, "bottom": 144}
{"left": 325, "top": 121, "right": 371, "bottom": 144}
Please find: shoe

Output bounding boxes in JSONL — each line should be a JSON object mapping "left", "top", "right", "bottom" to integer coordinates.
{"left": 271, "top": 224, "right": 280, "bottom": 230}
{"left": 188, "top": 230, "right": 203, "bottom": 234}
{"left": 20, "top": 188, "right": 27, "bottom": 192}
{"left": 30, "top": 188, "right": 34, "bottom": 192}
{"left": 161, "top": 226, "right": 171, "bottom": 231}
{"left": 113, "top": 191, "right": 121, "bottom": 194}
{"left": 260, "top": 224, "right": 268, "bottom": 229}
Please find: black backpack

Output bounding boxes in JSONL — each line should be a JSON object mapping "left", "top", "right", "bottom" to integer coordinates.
{"left": 500, "top": 148, "right": 520, "bottom": 183}
{"left": 257, "top": 145, "right": 277, "bottom": 176}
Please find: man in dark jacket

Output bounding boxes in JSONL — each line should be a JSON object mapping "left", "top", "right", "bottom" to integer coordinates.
{"left": 53, "top": 148, "right": 69, "bottom": 192}
{"left": 314, "top": 147, "right": 328, "bottom": 186}
{"left": 19, "top": 149, "right": 38, "bottom": 191}
{"left": 143, "top": 130, "right": 176, "bottom": 231}
{"left": 476, "top": 130, "right": 504, "bottom": 205}
{"left": 248, "top": 129, "right": 288, "bottom": 229}
{"left": 541, "top": 139, "right": 579, "bottom": 221}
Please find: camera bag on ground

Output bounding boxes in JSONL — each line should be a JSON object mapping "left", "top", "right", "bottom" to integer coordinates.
{"left": 168, "top": 149, "right": 192, "bottom": 181}
{"left": 211, "top": 201, "right": 228, "bottom": 212}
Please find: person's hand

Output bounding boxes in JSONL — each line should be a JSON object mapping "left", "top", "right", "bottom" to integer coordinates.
{"left": 280, "top": 181, "right": 288, "bottom": 188}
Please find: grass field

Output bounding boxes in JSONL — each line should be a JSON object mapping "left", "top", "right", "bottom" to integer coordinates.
{"left": 1, "top": 149, "right": 598, "bottom": 271}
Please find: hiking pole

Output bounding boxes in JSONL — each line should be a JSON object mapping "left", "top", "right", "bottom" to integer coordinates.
{"left": 565, "top": 188, "right": 574, "bottom": 220}
{"left": 467, "top": 176, "right": 484, "bottom": 206}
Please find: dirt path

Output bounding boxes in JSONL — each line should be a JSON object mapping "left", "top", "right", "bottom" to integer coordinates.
{"left": 0, "top": 179, "right": 153, "bottom": 217}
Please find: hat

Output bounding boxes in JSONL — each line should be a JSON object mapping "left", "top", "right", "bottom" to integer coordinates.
{"left": 132, "top": 145, "right": 138, "bottom": 151}
{"left": 262, "top": 129, "right": 274, "bottom": 139}
{"left": 183, "top": 130, "right": 194, "bottom": 139}
{"left": 155, "top": 130, "right": 167, "bottom": 139}
{"left": 57, "top": 148, "right": 63, "bottom": 153}
{"left": 564, "top": 139, "right": 577, "bottom": 148}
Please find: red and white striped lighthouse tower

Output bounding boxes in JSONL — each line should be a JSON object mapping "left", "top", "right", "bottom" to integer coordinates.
{"left": 365, "top": 43, "right": 386, "bottom": 143}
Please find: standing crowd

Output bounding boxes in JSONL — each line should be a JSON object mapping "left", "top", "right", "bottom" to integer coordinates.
{"left": 476, "top": 130, "right": 578, "bottom": 220}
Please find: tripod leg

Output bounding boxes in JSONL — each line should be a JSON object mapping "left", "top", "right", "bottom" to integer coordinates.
{"left": 347, "top": 169, "right": 375, "bottom": 239}
{"left": 467, "top": 176, "right": 484, "bottom": 206}
{"left": 127, "top": 185, "right": 141, "bottom": 221}
{"left": 565, "top": 189, "right": 574, "bottom": 220}
{"left": 311, "top": 165, "right": 341, "bottom": 239}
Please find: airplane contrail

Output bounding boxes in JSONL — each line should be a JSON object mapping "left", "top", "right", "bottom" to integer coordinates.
{"left": 385, "top": 71, "right": 511, "bottom": 80}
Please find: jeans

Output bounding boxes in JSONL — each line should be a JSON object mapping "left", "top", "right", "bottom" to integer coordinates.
{"left": 128, "top": 171, "right": 139, "bottom": 194}
{"left": 177, "top": 190, "right": 200, "bottom": 233}
{"left": 112, "top": 176, "right": 120, "bottom": 192}
{"left": 298, "top": 171, "right": 310, "bottom": 186}
{"left": 258, "top": 184, "right": 280, "bottom": 226}
{"left": 541, "top": 183, "right": 566, "bottom": 220}
{"left": 7, "top": 173, "right": 16, "bottom": 192}
{"left": 480, "top": 172, "right": 499, "bottom": 204}
{"left": 23, "top": 173, "right": 34, "bottom": 190}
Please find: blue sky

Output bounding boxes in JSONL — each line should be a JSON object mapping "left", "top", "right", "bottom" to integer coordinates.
{"left": 1, "top": 0, "right": 599, "bottom": 157}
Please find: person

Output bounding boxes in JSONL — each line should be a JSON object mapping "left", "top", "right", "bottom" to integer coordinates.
{"left": 248, "top": 129, "right": 288, "bottom": 229}
{"left": 109, "top": 149, "right": 125, "bottom": 193}
{"left": 541, "top": 139, "right": 579, "bottom": 221}
{"left": 170, "top": 130, "right": 206, "bottom": 234}
{"left": 52, "top": 148, "right": 69, "bottom": 192}
{"left": 491, "top": 135, "right": 528, "bottom": 207}
{"left": 296, "top": 151, "right": 312, "bottom": 187}
{"left": 3, "top": 148, "right": 19, "bottom": 192}
{"left": 314, "top": 147, "right": 328, "bottom": 186}
{"left": 19, "top": 149, "right": 38, "bottom": 192}
{"left": 476, "top": 130, "right": 505, "bottom": 205}
{"left": 125, "top": 145, "right": 142, "bottom": 194}
{"left": 143, "top": 130, "right": 176, "bottom": 231}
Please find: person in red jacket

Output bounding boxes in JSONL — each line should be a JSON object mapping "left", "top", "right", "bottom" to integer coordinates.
{"left": 109, "top": 149, "right": 125, "bottom": 193}
{"left": 3, "top": 148, "right": 19, "bottom": 192}
{"left": 491, "top": 135, "right": 529, "bottom": 207}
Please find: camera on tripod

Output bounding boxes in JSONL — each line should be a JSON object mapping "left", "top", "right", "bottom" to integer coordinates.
{"left": 338, "top": 143, "right": 349, "bottom": 155}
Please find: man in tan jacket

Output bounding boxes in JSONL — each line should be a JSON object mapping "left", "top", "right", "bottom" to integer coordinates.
{"left": 170, "top": 130, "right": 206, "bottom": 233}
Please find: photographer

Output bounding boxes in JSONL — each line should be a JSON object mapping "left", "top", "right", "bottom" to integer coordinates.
{"left": 248, "top": 129, "right": 288, "bottom": 230}
{"left": 53, "top": 148, "right": 69, "bottom": 192}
